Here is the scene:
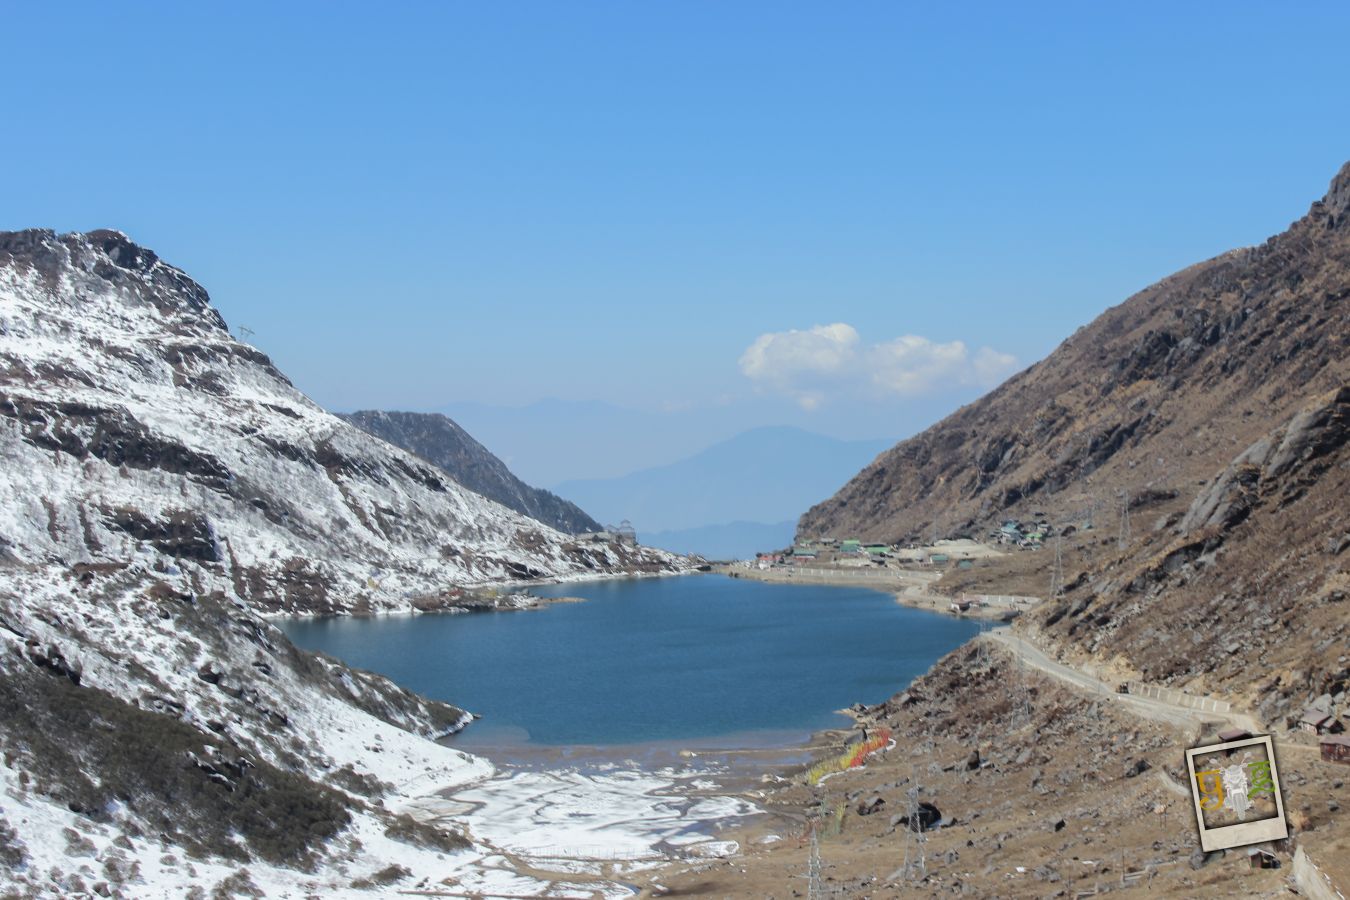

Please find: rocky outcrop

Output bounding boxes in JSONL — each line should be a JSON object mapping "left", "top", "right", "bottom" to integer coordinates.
{"left": 1180, "top": 387, "right": 1349, "bottom": 534}
{"left": 341, "top": 410, "right": 602, "bottom": 534}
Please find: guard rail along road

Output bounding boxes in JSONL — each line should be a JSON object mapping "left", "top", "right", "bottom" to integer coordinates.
{"left": 1293, "top": 848, "right": 1346, "bottom": 900}
{"left": 1124, "top": 682, "right": 1231, "bottom": 714}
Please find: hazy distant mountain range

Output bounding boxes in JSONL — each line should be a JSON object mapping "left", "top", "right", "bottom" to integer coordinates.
{"left": 439, "top": 397, "right": 923, "bottom": 489}
{"left": 439, "top": 398, "right": 731, "bottom": 486}
{"left": 552, "top": 426, "right": 891, "bottom": 558}
{"left": 640, "top": 520, "right": 797, "bottom": 561}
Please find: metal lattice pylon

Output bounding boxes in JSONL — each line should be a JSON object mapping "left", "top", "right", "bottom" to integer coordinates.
{"left": 807, "top": 821, "right": 823, "bottom": 899}
{"left": 1049, "top": 534, "right": 1064, "bottom": 598}
{"left": 901, "top": 765, "right": 927, "bottom": 884}
{"left": 1118, "top": 490, "right": 1131, "bottom": 551}
{"left": 1013, "top": 648, "right": 1032, "bottom": 728}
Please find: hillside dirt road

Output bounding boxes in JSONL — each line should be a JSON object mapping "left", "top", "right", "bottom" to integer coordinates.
{"left": 985, "top": 628, "right": 1264, "bottom": 734}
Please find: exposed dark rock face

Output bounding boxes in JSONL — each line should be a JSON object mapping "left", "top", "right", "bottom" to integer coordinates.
{"left": 341, "top": 410, "right": 602, "bottom": 534}
{"left": 1045, "top": 381, "right": 1350, "bottom": 697}
{"left": 0, "top": 398, "right": 232, "bottom": 491}
{"left": 1179, "top": 388, "right": 1347, "bottom": 535}
{"left": 0, "top": 229, "right": 229, "bottom": 335}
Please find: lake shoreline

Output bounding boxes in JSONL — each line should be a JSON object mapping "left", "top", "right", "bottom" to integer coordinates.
{"left": 713, "top": 561, "right": 1031, "bottom": 621}
{"left": 280, "top": 572, "right": 981, "bottom": 896}
{"left": 259, "top": 566, "right": 697, "bottom": 622}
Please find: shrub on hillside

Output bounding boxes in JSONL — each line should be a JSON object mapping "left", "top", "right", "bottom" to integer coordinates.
{"left": 0, "top": 667, "right": 350, "bottom": 867}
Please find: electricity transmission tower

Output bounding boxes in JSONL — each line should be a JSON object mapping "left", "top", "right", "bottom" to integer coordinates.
{"left": 1117, "top": 490, "right": 1131, "bottom": 551}
{"left": 237, "top": 325, "right": 256, "bottom": 342}
{"left": 806, "top": 820, "right": 823, "bottom": 899}
{"left": 900, "top": 768, "right": 927, "bottom": 884}
{"left": 1049, "top": 534, "right": 1064, "bottom": 599}
{"left": 1013, "top": 649, "right": 1033, "bottom": 728}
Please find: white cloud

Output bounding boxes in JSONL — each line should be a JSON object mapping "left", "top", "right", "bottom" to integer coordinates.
{"left": 738, "top": 323, "right": 1018, "bottom": 410}
{"left": 972, "top": 346, "right": 1020, "bottom": 385}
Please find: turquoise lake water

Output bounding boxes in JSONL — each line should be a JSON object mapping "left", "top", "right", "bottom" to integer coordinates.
{"left": 279, "top": 574, "right": 980, "bottom": 747}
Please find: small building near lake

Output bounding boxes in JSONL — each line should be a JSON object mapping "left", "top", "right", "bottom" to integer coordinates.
{"left": 1320, "top": 734, "right": 1350, "bottom": 764}
{"left": 1300, "top": 709, "right": 1341, "bottom": 735}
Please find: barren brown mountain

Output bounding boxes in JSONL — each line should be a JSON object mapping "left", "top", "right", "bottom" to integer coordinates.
{"left": 802, "top": 161, "right": 1350, "bottom": 715}
{"left": 657, "top": 163, "right": 1350, "bottom": 898}
{"left": 801, "top": 161, "right": 1350, "bottom": 548}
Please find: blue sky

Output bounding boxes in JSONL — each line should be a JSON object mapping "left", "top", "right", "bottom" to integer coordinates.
{"left": 4, "top": 3, "right": 1348, "bottom": 478}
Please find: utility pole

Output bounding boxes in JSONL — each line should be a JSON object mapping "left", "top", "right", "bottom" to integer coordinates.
{"left": 1117, "top": 490, "right": 1131, "bottom": 551}
{"left": 1049, "top": 534, "right": 1064, "bottom": 599}
{"left": 901, "top": 765, "right": 927, "bottom": 884}
{"left": 976, "top": 617, "right": 989, "bottom": 669}
{"left": 807, "top": 819, "right": 823, "bottom": 899}
{"left": 1013, "top": 649, "right": 1032, "bottom": 728}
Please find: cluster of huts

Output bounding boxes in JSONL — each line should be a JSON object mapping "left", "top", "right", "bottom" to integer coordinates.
{"left": 1297, "top": 703, "right": 1350, "bottom": 763}
{"left": 989, "top": 516, "right": 1067, "bottom": 548}
{"left": 757, "top": 537, "right": 894, "bottom": 568}
{"left": 755, "top": 537, "right": 984, "bottom": 571}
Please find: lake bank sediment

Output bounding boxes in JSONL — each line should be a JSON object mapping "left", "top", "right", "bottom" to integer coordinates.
{"left": 713, "top": 561, "right": 1036, "bottom": 620}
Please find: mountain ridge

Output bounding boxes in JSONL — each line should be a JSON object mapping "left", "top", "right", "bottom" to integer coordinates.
{"left": 0, "top": 227, "right": 690, "bottom": 895}
{"left": 800, "top": 161, "right": 1350, "bottom": 545}
{"left": 339, "top": 409, "right": 602, "bottom": 534}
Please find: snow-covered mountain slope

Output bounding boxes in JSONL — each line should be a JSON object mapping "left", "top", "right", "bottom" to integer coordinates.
{"left": 0, "top": 561, "right": 494, "bottom": 897}
{"left": 340, "top": 409, "right": 603, "bottom": 535}
{"left": 0, "top": 229, "right": 684, "bottom": 616}
{"left": 0, "top": 228, "right": 692, "bottom": 896}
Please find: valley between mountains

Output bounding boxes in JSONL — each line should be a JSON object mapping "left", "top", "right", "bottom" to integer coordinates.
{"left": 1, "top": 162, "right": 1348, "bottom": 900}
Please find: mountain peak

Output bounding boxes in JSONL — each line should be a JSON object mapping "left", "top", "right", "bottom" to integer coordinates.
{"left": 1323, "top": 159, "right": 1350, "bottom": 224}
{"left": 0, "top": 228, "right": 226, "bottom": 334}
{"left": 81, "top": 228, "right": 160, "bottom": 273}
{"left": 801, "top": 160, "right": 1350, "bottom": 544}
{"left": 341, "top": 409, "right": 604, "bottom": 534}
